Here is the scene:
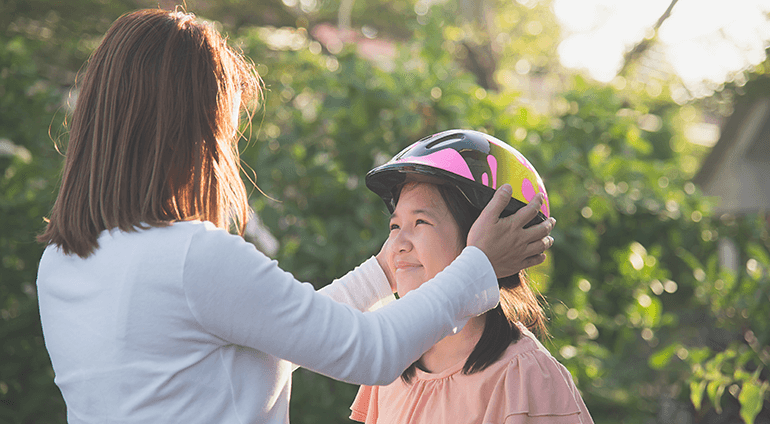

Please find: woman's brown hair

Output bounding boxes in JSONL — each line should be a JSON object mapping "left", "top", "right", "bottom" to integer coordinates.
{"left": 38, "top": 9, "right": 260, "bottom": 257}
{"left": 399, "top": 183, "right": 549, "bottom": 383}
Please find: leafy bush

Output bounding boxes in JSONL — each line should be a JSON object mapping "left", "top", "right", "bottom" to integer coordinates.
{"left": 234, "top": 12, "right": 769, "bottom": 423}
{"left": 0, "top": 34, "right": 67, "bottom": 424}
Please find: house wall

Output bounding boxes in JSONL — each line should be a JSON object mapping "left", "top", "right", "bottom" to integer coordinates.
{"left": 702, "top": 97, "right": 770, "bottom": 214}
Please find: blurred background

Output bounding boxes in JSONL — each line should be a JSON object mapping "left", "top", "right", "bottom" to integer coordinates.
{"left": 1, "top": 0, "right": 769, "bottom": 422}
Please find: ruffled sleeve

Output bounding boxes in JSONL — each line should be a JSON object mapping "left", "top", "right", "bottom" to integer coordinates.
{"left": 484, "top": 343, "right": 594, "bottom": 424}
{"left": 350, "top": 385, "right": 379, "bottom": 423}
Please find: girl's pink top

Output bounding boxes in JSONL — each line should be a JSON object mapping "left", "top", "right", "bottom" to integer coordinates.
{"left": 350, "top": 325, "right": 593, "bottom": 424}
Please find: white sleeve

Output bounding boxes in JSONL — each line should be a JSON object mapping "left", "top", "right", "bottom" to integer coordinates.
{"left": 182, "top": 225, "right": 499, "bottom": 386}
{"left": 317, "top": 257, "right": 395, "bottom": 312}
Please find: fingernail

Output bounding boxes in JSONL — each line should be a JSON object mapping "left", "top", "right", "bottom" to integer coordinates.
{"left": 500, "top": 184, "right": 512, "bottom": 196}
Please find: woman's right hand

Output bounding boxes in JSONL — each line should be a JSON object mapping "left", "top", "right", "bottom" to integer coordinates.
{"left": 467, "top": 184, "right": 555, "bottom": 278}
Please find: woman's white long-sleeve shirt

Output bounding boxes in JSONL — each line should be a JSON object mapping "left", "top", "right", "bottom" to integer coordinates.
{"left": 36, "top": 220, "right": 498, "bottom": 423}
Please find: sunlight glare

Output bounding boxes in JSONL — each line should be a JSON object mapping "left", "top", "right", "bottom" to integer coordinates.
{"left": 553, "top": 0, "right": 770, "bottom": 90}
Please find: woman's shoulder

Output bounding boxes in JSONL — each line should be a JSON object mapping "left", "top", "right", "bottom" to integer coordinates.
{"left": 179, "top": 220, "right": 261, "bottom": 254}
{"left": 167, "top": 219, "right": 218, "bottom": 235}
{"left": 115, "top": 221, "right": 227, "bottom": 255}
{"left": 41, "top": 220, "right": 217, "bottom": 262}
{"left": 109, "top": 220, "right": 253, "bottom": 266}
{"left": 91, "top": 220, "right": 217, "bottom": 244}
{"left": 141, "top": 220, "right": 246, "bottom": 251}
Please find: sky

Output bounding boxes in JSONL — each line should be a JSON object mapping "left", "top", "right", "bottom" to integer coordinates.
{"left": 553, "top": 0, "right": 770, "bottom": 97}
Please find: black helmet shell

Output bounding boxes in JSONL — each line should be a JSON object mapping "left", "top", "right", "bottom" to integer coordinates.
{"left": 366, "top": 129, "right": 549, "bottom": 227}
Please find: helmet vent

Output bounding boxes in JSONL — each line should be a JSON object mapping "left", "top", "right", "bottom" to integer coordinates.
{"left": 426, "top": 133, "right": 465, "bottom": 149}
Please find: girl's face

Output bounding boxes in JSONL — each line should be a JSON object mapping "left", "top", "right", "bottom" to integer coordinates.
{"left": 387, "top": 183, "right": 464, "bottom": 296}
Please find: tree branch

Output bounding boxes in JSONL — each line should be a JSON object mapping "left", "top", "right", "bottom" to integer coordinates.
{"left": 618, "top": 0, "right": 679, "bottom": 77}
{"left": 338, "top": 0, "right": 355, "bottom": 31}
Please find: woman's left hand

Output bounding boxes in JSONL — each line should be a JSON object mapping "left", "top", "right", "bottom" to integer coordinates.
{"left": 375, "top": 239, "right": 397, "bottom": 293}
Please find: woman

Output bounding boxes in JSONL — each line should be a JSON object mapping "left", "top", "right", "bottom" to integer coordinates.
{"left": 35, "top": 10, "right": 555, "bottom": 424}
{"left": 351, "top": 130, "right": 592, "bottom": 424}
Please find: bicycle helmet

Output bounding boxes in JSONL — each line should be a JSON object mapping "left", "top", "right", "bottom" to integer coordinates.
{"left": 366, "top": 129, "right": 549, "bottom": 227}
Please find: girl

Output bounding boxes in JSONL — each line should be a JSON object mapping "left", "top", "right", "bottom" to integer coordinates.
{"left": 34, "top": 10, "right": 556, "bottom": 424}
{"left": 351, "top": 130, "right": 593, "bottom": 424}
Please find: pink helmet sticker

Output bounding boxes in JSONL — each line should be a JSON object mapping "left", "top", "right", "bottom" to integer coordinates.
{"left": 539, "top": 183, "right": 550, "bottom": 217}
{"left": 487, "top": 155, "right": 498, "bottom": 189}
{"left": 522, "top": 178, "right": 536, "bottom": 202}
{"left": 396, "top": 148, "right": 474, "bottom": 181}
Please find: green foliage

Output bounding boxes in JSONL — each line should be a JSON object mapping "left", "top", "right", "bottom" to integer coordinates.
{"left": 678, "top": 210, "right": 770, "bottom": 424}
{"left": 233, "top": 8, "right": 770, "bottom": 421}
{"left": 290, "top": 370, "right": 359, "bottom": 424}
{"left": 1, "top": 2, "right": 136, "bottom": 421}
{"left": 0, "top": 32, "right": 67, "bottom": 424}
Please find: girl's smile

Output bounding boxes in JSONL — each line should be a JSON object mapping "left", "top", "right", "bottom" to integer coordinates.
{"left": 387, "top": 182, "right": 464, "bottom": 297}
{"left": 393, "top": 260, "right": 422, "bottom": 271}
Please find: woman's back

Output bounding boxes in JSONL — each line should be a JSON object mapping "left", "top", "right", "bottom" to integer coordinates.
{"left": 38, "top": 221, "right": 294, "bottom": 423}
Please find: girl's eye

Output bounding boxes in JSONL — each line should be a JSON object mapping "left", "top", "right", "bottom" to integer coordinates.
{"left": 416, "top": 219, "right": 428, "bottom": 225}
{"left": 389, "top": 223, "right": 400, "bottom": 231}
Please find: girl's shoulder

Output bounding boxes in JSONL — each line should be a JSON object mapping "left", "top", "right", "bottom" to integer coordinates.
{"left": 483, "top": 324, "right": 592, "bottom": 423}
{"left": 499, "top": 322, "right": 553, "bottom": 361}
{"left": 496, "top": 323, "right": 576, "bottom": 386}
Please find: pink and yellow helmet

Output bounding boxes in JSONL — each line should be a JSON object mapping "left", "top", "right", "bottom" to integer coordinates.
{"left": 366, "top": 129, "right": 549, "bottom": 227}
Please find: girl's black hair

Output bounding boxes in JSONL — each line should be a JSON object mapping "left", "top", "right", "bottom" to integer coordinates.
{"left": 397, "top": 183, "right": 548, "bottom": 384}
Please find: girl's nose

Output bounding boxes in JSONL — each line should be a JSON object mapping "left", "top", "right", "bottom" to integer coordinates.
{"left": 390, "top": 228, "right": 413, "bottom": 253}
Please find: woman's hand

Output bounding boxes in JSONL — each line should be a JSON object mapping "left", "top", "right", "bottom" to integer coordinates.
{"left": 375, "top": 238, "right": 397, "bottom": 293}
{"left": 467, "top": 184, "right": 555, "bottom": 278}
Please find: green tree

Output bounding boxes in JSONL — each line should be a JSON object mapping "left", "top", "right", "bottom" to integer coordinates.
{"left": 1, "top": 1, "right": 134, "bottom": 421}
{"left": 233, "top": 3, "right": 769, "bottom": 421}
{"left": 0, "top": 31, "right": 67, "bottom": 424}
